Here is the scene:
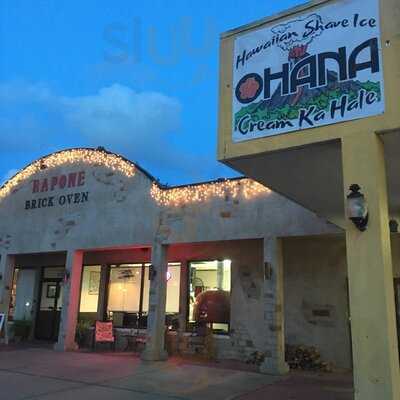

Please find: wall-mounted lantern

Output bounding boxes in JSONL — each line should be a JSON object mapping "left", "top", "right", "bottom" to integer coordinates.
{"left": 149, "top": 265, "right": 157, "bottom": 280}
{"left": 346, "top": 184, "right": 368, "bottom": 231}
{"left": 389, "top": 219, "right": 399, "bottom": 233}
{"left": 63, "top": 270, "right": 71, "bottom": 284}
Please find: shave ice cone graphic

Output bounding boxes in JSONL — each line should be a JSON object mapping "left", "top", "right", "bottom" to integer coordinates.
{"left": 232, "top": 0, "right": 384, "bottom": 141}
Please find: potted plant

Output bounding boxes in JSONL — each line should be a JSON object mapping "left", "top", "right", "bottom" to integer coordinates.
{"left": 12, "top": 319, "right": 32, "bottom": 341}
{"left": 75, "top": 319, "right": 92, "bottom": 348}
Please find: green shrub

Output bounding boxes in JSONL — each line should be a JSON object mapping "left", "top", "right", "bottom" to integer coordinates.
{"left": 13, "top": 320, "right": 32, "bottom": 340}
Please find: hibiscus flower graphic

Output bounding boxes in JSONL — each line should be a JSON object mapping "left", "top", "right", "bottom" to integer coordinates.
{"left": 235, "top": 73, "right": 263, "bottom": 104}
{"left": 239, "top": 77, "right": 260, "bottom": 99}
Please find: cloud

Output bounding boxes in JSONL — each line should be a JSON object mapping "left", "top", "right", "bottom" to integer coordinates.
{"left": 0, "top": 81, "right": 186, "bottom": 175}
{"left": 0, "top": 81, "right": 54, "bottom": 104}
{"left": 0, "top": 81, "right": 237, "bottom": 184}
{"left": 60, "top": 84, "right": 182, "bottom": 154}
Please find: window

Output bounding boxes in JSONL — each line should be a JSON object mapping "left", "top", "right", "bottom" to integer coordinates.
{"left": 165, "top": 263, "right": 181, "bottom": 313}
{"left": 107, "top": 263, "right": 181, "bottom": 329}
{"left": 189, "top": 260, "right": 231, "bottom": 334}
{"left": 108, "top": 264, "right": 143, "bottom": 314}
{"left": 8, "top": 268, "right": 19, "bottom": 321}
{"left": 78, "top": 265, "right": 101, "bottom": 323}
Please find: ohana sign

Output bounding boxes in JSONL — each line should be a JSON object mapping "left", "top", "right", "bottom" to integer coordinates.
{"left": 232, "top": 0, "right": 384, "bottom": 142}
{"left": 25, "top": 171, "right": 89, "bottom": 210}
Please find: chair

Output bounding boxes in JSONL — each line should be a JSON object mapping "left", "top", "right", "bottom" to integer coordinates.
{"left": 92, "top": 321, "right": 115, "bottom": 351}
{"left": 188, "top": 321, "right": 208, "bottom": 355}
{"left": 112, "top": 311, "right": 124, "bottom": 328}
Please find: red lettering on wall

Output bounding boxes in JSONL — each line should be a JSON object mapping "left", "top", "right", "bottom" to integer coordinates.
{"left": 32, "top": 170, "right": 86, "bottom": 193}
{"left": 50, "top": 176, "right": 58, "bottom": 191}
{"left": 59, "top": 175, "right": 67, "bottom": 189}
{"left": 77, "top": 171, "right": 85, "bottom": 186}
{"left": 40, "top": 179, "right": 48, "bottom": 192}
{"left": 33, "top": 180, "right": 40, "bottom": 193}
{"left": 67, "top": 173, "right": 77, "bottom": 188}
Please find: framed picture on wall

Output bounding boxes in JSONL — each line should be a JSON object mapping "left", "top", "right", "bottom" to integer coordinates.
{"left": 46, "top": 284, "right": 57, "bottom": 298}
{"left": 89, "top": 271, "right": 101, "bottom": 295}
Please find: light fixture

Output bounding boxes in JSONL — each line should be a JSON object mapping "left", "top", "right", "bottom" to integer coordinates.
{"left": 149, "top": 265, "right": 156, "bottom": 280}
{"left": 64, "top": 271, "right": 71, "bottom": 283}
{"left": 389, "top": 219, "right": 398, "bottom": 233}
{"left": 150, "top": 178, "right": 270, "bottom": 207}
{"left": 0, "top": 148, "right": 136, "bottom": 202}
{"left": 346, "top": 184, "right": 368, "bottom": 231}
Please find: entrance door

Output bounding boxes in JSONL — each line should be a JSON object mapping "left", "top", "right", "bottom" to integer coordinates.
{"left": 35, "top": 279, "right": 63, "bottom": 341}
{"left": 13, "top": 269, "right": 37, "bottom": 322}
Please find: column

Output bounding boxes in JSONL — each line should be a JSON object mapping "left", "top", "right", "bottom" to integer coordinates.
{"left": 97, "top": 264, "right": 109, "bottom": 321}
{"left": 259, "top": 237, "right": 289, "bottom": 375}
{"left": 29, "top": 268, "right": 42, "bottom": 341}
{"left": 54, "top": 250, "right": 83, "bottom": 351}
{"left": 178, "top": 261, "right": 189, "bottom": 333}
{"left": 342, "top": 133, "right": 400, "bottom": 400}
{"left": 141, "top": 242, "right": 168, "bottom": 361}
{"left": 0, "top": 254, "right": 15, "bottom": 309}
{"left": 0, "top": 254, "right": 16, "bottom": 344}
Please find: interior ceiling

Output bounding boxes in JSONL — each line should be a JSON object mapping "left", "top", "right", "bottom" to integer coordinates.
{"left": 227, "top": 130, "right": 400, "bottom": 227}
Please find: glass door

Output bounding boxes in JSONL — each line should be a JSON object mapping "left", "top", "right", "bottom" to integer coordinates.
{"left": 35, "top": 267, "right": 64, "bottom": 341}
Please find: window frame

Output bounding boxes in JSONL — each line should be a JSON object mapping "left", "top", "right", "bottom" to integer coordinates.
{"left": 105, "top": 262, "right": 181, "bottom": 329}
{"left": 107, "top": 263, "right": 148, "bottom": 325}
{"left": 78, "top": 264, "right": 103, "bottom": 321}
{"left": 186, "top": 259, "right": 232, "bottom": 335}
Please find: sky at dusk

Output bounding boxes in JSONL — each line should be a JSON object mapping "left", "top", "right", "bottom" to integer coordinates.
{"left": 0, "top": 0, "right": 303, "bottom": 186}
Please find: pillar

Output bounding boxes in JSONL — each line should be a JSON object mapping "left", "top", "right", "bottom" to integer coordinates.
{"left": 217, "top": 260, "right": 224, "bottom": 290}
{"left": 141, "top": 242, "right": 168, "bottom": 361}
{"left": 97, "top": 264, "right": 109, "bottom": 321}
{"left": 178, "top": 260, "right": 189, "bottom": 333}
{"left": 0, "top": 254, "right": 16, "bottom": 344}
{"left": 29, "top": 268, "right": 42, "bottom": 341}
{"left": 54, "top": 250, "right": 83, "bottom": 351}
{"left": 259, "top": 237, "right": 289, "bottom": 375}
{"left": 342, "top": 133, "right": 400, "bottom": 400}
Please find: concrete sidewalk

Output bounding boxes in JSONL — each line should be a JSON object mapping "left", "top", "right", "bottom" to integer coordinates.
{"left": 0, "top": 347, "right": 353, "bottom": 400}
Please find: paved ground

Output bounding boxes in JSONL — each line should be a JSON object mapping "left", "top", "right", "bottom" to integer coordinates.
{"left": 0, "top": 346, "right": 353, "bottom": 400}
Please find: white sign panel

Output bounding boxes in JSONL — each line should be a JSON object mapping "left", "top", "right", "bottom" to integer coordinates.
{"left": 232, "top": 0, "right": 384, "bottom": 142}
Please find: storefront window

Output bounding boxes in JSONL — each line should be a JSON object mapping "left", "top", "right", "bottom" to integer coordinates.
{"left": 166, "top": 263, "right": 181, "bottom": 314}
{"left": 189, "top": 260, "right": 231, "bottom": 334}
{"left": 78, "top": 265, "right": 101, "bottom": 323}
{"left": 107, "top": 263, "right": 181, "bottom": 329}
{"left": 8, "top": 268, "right": 19, "bottom": 321}
{"left": 108, "top": 264, "right": 143, "bottom": 313}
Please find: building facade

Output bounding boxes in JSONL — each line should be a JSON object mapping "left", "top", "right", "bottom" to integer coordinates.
{"left": 0, "top": 147, "right": 398, "bottom": 372}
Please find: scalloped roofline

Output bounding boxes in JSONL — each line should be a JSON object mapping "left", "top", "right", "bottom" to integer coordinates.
{"left": 0, "top": 147, "right": 246, "bottom": 193}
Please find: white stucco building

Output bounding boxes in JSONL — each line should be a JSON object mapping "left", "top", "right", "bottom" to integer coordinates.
{"left": 0, "top": 147, "right": 398, "bottom": 372}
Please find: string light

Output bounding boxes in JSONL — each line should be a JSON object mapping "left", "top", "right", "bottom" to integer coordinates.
{"left": 151, "top": 178, "right": 270, "bottom": 207}
{"left": 0, "top": 148, "right": 135, "bottom": 201}
{"left": 0, "top": 148, "right": 269, "bottom": 206}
